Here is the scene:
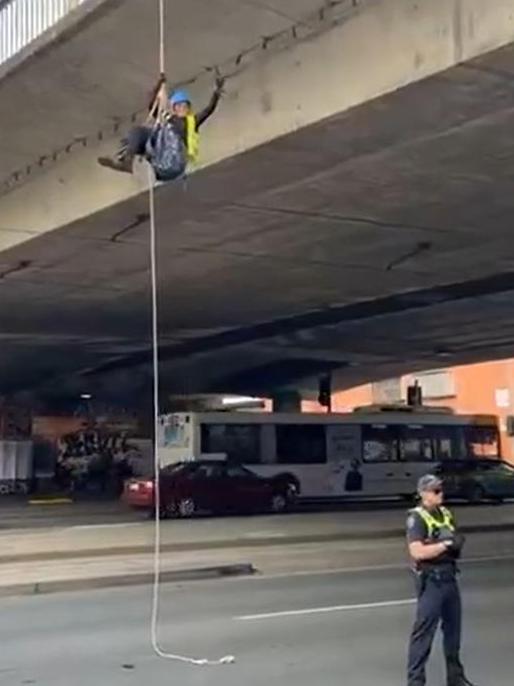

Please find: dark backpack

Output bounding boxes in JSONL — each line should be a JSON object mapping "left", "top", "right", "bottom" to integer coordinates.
{"left": 146, "top": 122, "right": 187, "bottom": 181}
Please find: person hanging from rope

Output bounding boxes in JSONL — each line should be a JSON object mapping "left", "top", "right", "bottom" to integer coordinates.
{"left": 98, "top": 73, "right": 225, "bottom": 177}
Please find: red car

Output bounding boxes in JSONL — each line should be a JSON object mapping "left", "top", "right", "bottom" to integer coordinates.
{"left": 123, "top": 460, "right": 298, "bottom": 518}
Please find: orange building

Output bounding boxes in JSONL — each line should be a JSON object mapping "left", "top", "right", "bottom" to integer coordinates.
{"left": 304, "top": 358, "right": 514, "bottom": 463}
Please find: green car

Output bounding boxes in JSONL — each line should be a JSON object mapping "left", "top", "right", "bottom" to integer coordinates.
{"left": 439, "top": 459, "right": 514, "bottom": 503}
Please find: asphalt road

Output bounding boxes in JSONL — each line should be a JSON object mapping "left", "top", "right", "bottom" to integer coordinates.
{"left": 4, "top": 498, "right": 513, "bottom": 531}
{"left": 1, "top": 557, "right": 512, "bottom": 685}
{"left": 0, "top": 498, "right": 411, "bottom": 531}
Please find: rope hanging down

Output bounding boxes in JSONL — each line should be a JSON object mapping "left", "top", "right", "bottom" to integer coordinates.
{"left": 148, "top": 0, "right": 235, "bottom": 667}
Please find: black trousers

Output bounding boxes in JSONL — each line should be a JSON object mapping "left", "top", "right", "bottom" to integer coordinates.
{"left": 119, "top": 125, "right": 151, "bottom": 158}
{"left": 407, "top": 573, "right": 463, "bottom": 686}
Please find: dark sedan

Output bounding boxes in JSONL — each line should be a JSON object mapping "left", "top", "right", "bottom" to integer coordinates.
{"left": 123, "top": 460, "right": 298, "bottom": 517}
{"left": 438, "top": 459, "right": 514, "bottom": 503}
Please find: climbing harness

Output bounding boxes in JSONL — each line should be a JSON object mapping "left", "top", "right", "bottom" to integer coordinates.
{"left": 148, "top": 0, "right": 235, "bottom": 667}
{"left": 145, "top": 88, "right": 199, "bottom": 180}
{"left": 146, "top": 121, "right": 187, "bottom": 181}
{"left": 145, "top": 78, "right": 187, "bottom": 182}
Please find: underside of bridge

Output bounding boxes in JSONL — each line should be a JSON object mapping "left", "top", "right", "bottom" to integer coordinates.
{"left": 1, "top": 1, "right": 514, "bottom": 406}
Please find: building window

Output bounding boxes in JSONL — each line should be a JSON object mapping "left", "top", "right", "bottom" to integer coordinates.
{"left": 372, "top": 378, "right": 402, "bottom": 404}
{"left": 413, "top": 370, "right": 455, "bottom": 400}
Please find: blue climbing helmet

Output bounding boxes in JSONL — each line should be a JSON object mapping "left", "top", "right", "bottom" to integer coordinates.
{"left": 169, "top": 89, "right": 191, "bottom": 107}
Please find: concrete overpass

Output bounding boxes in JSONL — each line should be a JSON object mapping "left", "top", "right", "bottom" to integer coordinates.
{"left": 1, "top": 0, "right": 514, "bottom": 404}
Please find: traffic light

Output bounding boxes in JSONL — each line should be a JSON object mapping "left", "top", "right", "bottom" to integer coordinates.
{"left": 407, "top": 382, "right": 423, "bottom": 407}
{"left": 318, "top": 375, "right": 332, "bottom": 411}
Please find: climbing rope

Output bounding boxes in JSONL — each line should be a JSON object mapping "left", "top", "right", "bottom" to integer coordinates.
{"left": 148, "top": 0, "right": 235, "bottom": 667}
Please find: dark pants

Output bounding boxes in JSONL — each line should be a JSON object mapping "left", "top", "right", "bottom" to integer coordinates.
{"left": 407, "top": 573, "right": 463, "bottom": 686}
{"left": 119, "top": 125, "right": 151, "bottom": 158}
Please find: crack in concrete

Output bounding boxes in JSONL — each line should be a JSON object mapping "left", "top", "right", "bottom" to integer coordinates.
{"left": 232, "top": 203, "right": 454, "bottom": 236}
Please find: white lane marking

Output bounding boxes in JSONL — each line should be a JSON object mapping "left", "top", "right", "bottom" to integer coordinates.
{"left": 236, "top": 598, "right": 415, "bottom": 621}
{"left": 65, "top": 522, "right": 143, "bottom": 531}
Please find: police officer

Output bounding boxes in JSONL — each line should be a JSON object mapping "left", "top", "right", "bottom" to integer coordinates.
{"left": 406, "top": 474, "right": 476, "bottom": 686}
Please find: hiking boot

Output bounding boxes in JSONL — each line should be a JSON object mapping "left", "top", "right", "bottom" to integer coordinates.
{"left": 448, "top": 678, "right": 477, "bottom": 686}
{"left": 447, "top": 660, "right": 477, "bottom": 686}
{"left": 97, "top": 156, "right": 132, "bottom": 173}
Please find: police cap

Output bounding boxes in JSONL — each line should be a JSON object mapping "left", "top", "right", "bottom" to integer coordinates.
{"left": 417, "top": 473, "right": 443, "bottom": 495}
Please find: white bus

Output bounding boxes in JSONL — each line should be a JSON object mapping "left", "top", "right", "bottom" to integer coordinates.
{"left": 157, "top": 406, "right": 501, "bottom": 500}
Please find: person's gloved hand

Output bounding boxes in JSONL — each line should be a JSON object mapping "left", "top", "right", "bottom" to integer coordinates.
{"left": 453, "top": 532, "right": 466, "bottom": 552}
{"left": 148, "top": 73, "right": 168, "bottom": 114}
{"left": 444, "top": 533, "right": 466, "bottom": 557}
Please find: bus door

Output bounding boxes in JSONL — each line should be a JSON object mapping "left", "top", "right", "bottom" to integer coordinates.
{"left": 397, "top": 424, "right": 436, "bottom": 494}
{"left": 360, "top": 424, "right": 403, "bottom": 496}
{"left": 326, "top": 424, "right": 362, "bottom": 497}
{"left": 158, "top": 413, "right": 193, "bottom": 466}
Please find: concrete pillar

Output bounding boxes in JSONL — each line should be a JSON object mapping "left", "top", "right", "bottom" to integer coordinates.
{"left": 272, "top": 391, "right": 302, "bottom": 413}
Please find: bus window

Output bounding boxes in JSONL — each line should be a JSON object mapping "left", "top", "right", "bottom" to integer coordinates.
{"left": 436, "top": 437, "right": 453, "bottom": 461}
{"left": 362, "top": 425, "right": 398, "bottom": 463}
{"left": 159, "top": 414, "right": 190, "bottom": 448}
{"left": 200, "top": 424, "right": 261, "bottom": 463}
{"left": 464, "top": 426, "right": 500, "bottom": 459}
{"left": 275, "top": 425, "right": 326, "bottom": 464}
{"left": 398, "top": 426, "right": 434, "bottom": 462}
{"left": 432, "top": 426, "right": 463, "bottom": 461}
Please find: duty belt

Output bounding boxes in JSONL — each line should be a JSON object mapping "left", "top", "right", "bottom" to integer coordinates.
{"left": 424, "top": 566, "right": 458, "bottom": 582}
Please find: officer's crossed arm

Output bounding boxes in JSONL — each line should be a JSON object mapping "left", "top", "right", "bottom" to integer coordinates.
{"left": 406, "top": 512, "right": 453, "bottom": 562}
{"left": 408, "top": 539, "right": 453, "bottom": 562}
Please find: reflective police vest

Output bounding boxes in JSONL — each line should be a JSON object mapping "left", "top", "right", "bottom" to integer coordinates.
{"left": 410, "top": 506, "right": 457, "bottom": 574}
{"left": 413, "top": 506, "right": 455, "bottom": 541}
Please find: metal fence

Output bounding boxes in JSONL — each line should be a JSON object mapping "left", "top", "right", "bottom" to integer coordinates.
{"left": 0, "top": 0, "right": 87, "bottom": 66}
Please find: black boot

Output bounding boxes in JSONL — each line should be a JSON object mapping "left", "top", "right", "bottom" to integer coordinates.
{"left": 448, "top": 677, "right": 477, "bottom": 686}
{"left": 447, "top": 658, "right": 477, "bottom": 686}
{"left": 97, "top": 155, "right": 133, "bottom": 173}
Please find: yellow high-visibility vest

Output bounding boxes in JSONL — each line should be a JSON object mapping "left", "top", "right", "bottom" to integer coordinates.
{"left": 185, "top": 114, "right": 199, "bottom": 163}
{"left": 414, "top": 506, "right": 455, "bottom": 538}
